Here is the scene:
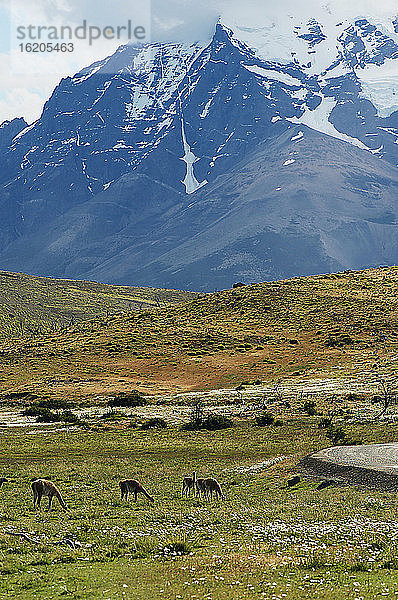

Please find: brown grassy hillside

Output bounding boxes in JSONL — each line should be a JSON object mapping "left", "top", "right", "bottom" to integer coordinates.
{"left": 0, "top": 270, "right": 197, "bottom": 340}
{"left": 0, "top": 267, "right": 397, "bottom": 402}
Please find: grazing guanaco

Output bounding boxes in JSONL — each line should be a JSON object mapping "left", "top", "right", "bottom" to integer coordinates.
{"left": 119, "top": 480, "right": 154, "bottom": 503}
{"left": 195, "top": 478, "right": 207, "bottom": 498}
{"left": 182, "top": 472, "right": 197, "bottom": 497}
{"left": 203, "top": 478, "right": 224, "bottom": 500}
{"left": 0, "top": 478, "right": 8, "bottom": 488}
{"left": 31, "top": 479, "right": 68, "bottom": 511}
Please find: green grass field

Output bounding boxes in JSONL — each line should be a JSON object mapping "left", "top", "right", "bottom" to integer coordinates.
{"left": 1, "top": 416, "right": 398, "bottom": 599}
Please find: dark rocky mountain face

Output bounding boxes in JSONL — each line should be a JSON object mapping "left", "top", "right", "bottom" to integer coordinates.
{"left": 0, "top": 15, "right": 398, "bottom": 290}
{"left": 0, "top": 118, "right": 27, "bottom": 149}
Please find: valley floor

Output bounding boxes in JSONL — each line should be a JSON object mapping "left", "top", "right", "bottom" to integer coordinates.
{"left": 1, "top": 415, "right": 398, "bottom": 599}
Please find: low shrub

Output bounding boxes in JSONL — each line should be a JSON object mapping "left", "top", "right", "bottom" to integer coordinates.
{"left": 349, "top": 561, "right": 368, "bottom": 572}
{"left": 318, "top": 417, "right": 333, "bottom": 429}
{"left": 201, "top": 415, "right": 234, "bottom": 430}
{"left": 371, "top": 395, "right": 383, "bottom": 405}
{"left": 300, "top": 553, "right": 329, "bottom": 570}
{"left": 181, "top": 414, "right": 234, "bottom": 431}
{"left": 4, "top": 392, "right": 38, "bottom": 402}
{"left": 325, "top": 334, "right": 354, "bottom": 348}
{"left": 140, "top": 418, "right": 168, "bottom": 430}
{"left": 34, "top": 409, "right": 62, "bottom": 423}
{"left": 157, "top": 540, "right": 192, "bottom": 558}
{"left": 381, "top": 558, "right": 398, "bottom": 570}
{"left": 255, "top": 412, "right": 275, "bottom": 426}
{"left": 324, "top": 425, "right": 360, "bottom": 446}
{"left": 345, "top": 393, "right": 363, "bottom": 402}
{"left": 302, "top": 400, "right": 317, "bottom": 416}
{"left": 23, "top": 406, "right": 80, "bottom": 424}
{"left": 22, "top": 406, "right": 59, "bottom": 420}
{"left": 60, "top": 410, "right": 81, "bottom": 424}
{"left": 108, "top": 390, "right": 147, "bottom": 407}
{"left": 255, "top": 413, "right": 283, "bottom": 426}
{"left": 325, "top": 425, "right": 347, "bottom": 445}
{"left": 100, "top": 410, "right": 125, "bottom": 421}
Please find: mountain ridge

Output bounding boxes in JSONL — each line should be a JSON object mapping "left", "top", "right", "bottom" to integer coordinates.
{"left": 0, "top": 13, "right": 398, "bottom": 289}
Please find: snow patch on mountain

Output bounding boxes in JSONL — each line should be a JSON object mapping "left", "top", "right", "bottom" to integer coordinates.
{"left": 12, "top": 120, "right": 38, "bottom": 142}
{"left": 289, "top": 96, "right": 370, "bottom": 151}
{"left": 356, "top": 59, "right": 398, "bottom": 117}
{"left": 73, "top": 61, "right": 109, "bottom": 85}
{"left": 291, "top": 131, "right": 304, "bottom": 141}
{"left": 222, "top": 2, "right": 398, "bottom": 76}
{"left": 243, "top": 64, "right": 302, "bottom": 86}
{"left": 180, "top": 118, "right": 208, "bottom": 194}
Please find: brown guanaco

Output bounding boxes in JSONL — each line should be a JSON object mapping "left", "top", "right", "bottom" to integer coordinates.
{"left": 203, "top": 478, "right": 224, "bottom": 500}
{"left": 119, "top": 479, "right": 154, "bottom": 503}
{"left": 195, "top": 477, "right": 207, "bottom": 498}
{"left": 31, "top": 479, "right": 68, "bottom": 510}
{"left": 182, "top": 472, "right": 197, "bottom": 497}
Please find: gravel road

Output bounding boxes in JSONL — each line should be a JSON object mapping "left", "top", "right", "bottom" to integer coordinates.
{"left": 302, "top": 443, "right": 398, "bottom": 491}
{"left": 312, "top": 444, "right": 398, "bottom": 473}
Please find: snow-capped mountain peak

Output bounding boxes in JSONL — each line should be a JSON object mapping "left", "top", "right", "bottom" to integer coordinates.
{"left": 221, "top": 2, "right": 398, "bottom": 99}
{"left": 0, "top": 8, "right": 398, "bottom": 289}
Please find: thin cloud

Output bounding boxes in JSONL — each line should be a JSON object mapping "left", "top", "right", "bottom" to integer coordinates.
{"left": 1, "top": 0, "right": 398, "bottom": 123}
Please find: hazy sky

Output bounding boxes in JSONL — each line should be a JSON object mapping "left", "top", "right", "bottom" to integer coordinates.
{"left": 0, "top": 0, "right": 397, "bottom": 124}
{"left": 152, "top": 0, "right": 398, "bottom": 42}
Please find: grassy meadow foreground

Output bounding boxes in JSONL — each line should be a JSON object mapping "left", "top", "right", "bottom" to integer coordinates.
{"left": 2, "top": 416, "right": 398, "bottom": 600}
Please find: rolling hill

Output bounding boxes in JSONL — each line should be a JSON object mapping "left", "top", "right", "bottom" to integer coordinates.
{"left": 0, "top": 266, "right": 396, "bottom": 402}
{"left": 0, "top": 270, "right": 197, "bottom": 340}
